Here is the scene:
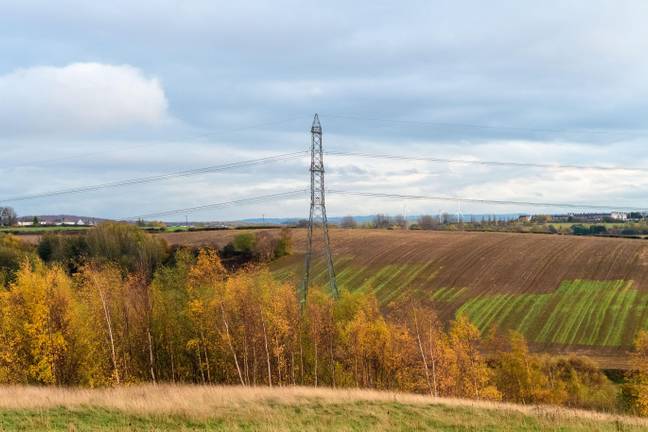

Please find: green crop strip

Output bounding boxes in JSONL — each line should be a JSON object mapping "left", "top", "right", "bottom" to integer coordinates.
{"left": 457, "top": 280, "right": 648, "bottom": 347}
{"left": 275, "top": 257, "right": 441, "bottom": 303}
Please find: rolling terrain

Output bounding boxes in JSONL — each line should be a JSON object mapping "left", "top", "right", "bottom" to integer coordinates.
{"left": 160, "top": 228, "right": 648, "bottom": 368}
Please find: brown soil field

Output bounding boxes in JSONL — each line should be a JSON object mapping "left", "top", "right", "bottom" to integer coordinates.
{"left": 161, "top": 229, "right": 648, "bottom": 294}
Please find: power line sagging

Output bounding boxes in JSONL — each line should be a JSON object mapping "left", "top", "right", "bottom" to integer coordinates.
{"left": 328, "top": 190, "right": 648, "bottom": 212}
{"left": 325, "top": 151, "right": 648, "bottom": 174}
{"left": 0, "top": 152, "right": 306, "bottom": 204}
{"left": 125, "top": 189, "right": 307, "bottom": 221}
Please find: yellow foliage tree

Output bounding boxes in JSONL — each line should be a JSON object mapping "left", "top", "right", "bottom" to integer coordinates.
{"left": 448, "top": 314, "right": 500, "bottom": 400}
{"left": 494, "top": 331, "right": 566, "bottom": 405}
{"left": 0, "top": 261, "right": 90, "bottom": 384}
{"left": 622, "top": 330, "right": 648, "bottom": 415}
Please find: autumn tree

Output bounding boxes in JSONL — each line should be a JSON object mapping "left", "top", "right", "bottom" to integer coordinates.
{"left": 0, "top": 234, "right": 35, "bottom": 286}
{"left": 150, "top": 248, "right": 197, "bottom": 383}
{"left": 75, "top": 264, "right": 127, "bottom": 384}
{"left": 305, "top": 289, "right": 336, "bottom": 386}
{"left": 186, "top": 248, "right": 227, "bottom": 384}
{"left": 448, "top": 314, "right": 500, "bottom": 400}
{"left": 0, "top": 261, "right": 92, "bottom": 385}
{"left": 494, "top": 331, "right": 563, "bottom": 404}
{"left": 622, "top": 330, "right": 648, "bottom": 415}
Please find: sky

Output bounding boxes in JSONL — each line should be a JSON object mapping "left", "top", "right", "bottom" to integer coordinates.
{"left": 2, "top": 1, "right": 648, "bottom": 221}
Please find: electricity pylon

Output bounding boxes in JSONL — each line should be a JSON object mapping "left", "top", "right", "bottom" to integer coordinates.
{"left": 300, "top": 113, "right": 338, "bottom": 306}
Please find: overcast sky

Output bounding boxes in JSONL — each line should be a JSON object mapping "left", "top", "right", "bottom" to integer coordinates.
{"left": 2, "top": 1, "right": 648, "bottom": 220}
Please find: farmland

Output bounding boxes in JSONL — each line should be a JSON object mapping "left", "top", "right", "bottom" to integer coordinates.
{"left": 0, "top": 385, "right": 644, "bottom": 431}
{"left": 158, "top": 228, "right": 648, "bottom": 367}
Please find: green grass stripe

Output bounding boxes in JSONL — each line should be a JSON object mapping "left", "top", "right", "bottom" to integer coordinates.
{"left": 430, "top": 286, "right": 467, "bottom": 303}
{"left": 602, "top": 282, "right": 637, "bottom": 346}
{"left": 590, "top": 280, "right": 626, "bottom": 346}
{"left": 515, "top": 294, "right": 550, "bottom": 336}
{"left": 455, "top": 279, "right": 645, "bottom": 347}
{"left": 380, "top": 263, "right": 433, "bottom": 304}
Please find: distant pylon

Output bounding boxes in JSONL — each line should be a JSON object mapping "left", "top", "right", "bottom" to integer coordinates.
{"left": 300, "top": 113, "right": 338, "bottom": 306}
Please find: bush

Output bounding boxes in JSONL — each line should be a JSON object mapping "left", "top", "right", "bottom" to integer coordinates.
{"left": 37, "top": 233, "right": 89, "bottom": 273}
{"left": 232, "top": 233, "right": 255, "bottom": 254}
{"left": 85, "top": 222, "right": 168, "bottom": 276}
{"left": 274, "top": 228, "right": 293, "bottom": 258}
{"left": 0, "top": 234, "right": 34, "bottom": 285}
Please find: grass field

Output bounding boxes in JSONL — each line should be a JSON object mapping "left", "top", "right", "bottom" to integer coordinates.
{"left": 0, "top": 385, "right": 644, "bottom": 431}
{"left": 0, "top": 226, "right": 91, "bottom": 234}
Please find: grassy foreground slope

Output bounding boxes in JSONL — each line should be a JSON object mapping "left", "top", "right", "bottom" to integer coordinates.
{"left": 160, "top": 229, "right": 648, "bottom": 363}
{"left": 0, "top": 385, "right": 645, "bottom": 431}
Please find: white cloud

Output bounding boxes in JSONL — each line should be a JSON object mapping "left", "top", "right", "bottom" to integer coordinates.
{"left": 0, "top": 63, "right": 169, "bottom": 135}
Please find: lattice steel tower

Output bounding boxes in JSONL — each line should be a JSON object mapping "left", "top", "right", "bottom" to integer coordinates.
{"left": 300, "top": 114, "right": 338, "bottom": 305}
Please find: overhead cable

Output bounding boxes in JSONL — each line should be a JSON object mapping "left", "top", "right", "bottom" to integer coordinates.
{"left": 0, "top": 151, "right": 307, "bottom": 203}
{"left": 126, "top": 189, "right": 307, "bottom": 220}
{"left": 326, "top": 150, "right": 648, "bottom": 173}
{"left": 328, "top": 190, "right": 648, "bottom": 212}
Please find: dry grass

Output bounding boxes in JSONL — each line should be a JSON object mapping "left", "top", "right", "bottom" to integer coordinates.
{"left": 0, "top": 384, "right": 644, "bottom": 428}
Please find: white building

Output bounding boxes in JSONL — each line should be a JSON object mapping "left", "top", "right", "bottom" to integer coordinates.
{"left": 610, "top": 212, "right": 628, "bottom": 221}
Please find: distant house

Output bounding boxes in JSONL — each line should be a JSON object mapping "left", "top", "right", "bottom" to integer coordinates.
{"left": 610, "top": 212, "right": 628, "bottom": 221}
{"left": 17, "top": 221, "right": 33, "bottom": 227}
{"left": 518, "top": 215, "right": 530, "bottom": 222}
{"left": 561, "top": 212, "right": 627, "bottom": 223}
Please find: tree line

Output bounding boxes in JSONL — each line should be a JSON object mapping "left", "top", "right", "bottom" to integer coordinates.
{"left": 1, "top": 223, "right": 648, "bottom": 415}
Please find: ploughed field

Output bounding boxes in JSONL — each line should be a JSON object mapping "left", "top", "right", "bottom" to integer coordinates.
{"left": 161, "top": 229, "right": 648, "bottom": 368}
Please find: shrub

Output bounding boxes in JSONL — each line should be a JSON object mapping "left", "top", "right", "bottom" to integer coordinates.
{"left": 85, "top": 222, "right": 168, "bottom": 276}
{"left": 274, "top": 228, "right": 293, "bottom": 258}
{"left": 232, "top": 233, "right": 255, "bottom": 254}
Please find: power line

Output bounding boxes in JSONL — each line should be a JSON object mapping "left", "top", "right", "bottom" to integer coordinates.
{"left": 125, "top": 189, "right": 307, "bottom": 220}
{"left": 321, "top": 113, "right": 648, "bottom": 137}
{"left": 328, "top": 190, "right": 648, "bottom": 212}
{"left": 0, "top": 151, "right": 307, "bottom": 204}
{"left": 326, "top": 150, "right": 648, "bottom": 173}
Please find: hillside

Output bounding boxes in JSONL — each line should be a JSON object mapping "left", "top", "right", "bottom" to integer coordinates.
{"left": 160, "top": 228, "right": 648, "bottom": 368}
{"left": 0, "top": 385, "right": 644, "bottom": 431}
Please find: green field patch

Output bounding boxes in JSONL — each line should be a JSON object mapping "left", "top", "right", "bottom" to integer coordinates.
{"left": 429, "top": 286, "right": 467, "bottom": 303}
{"left": 456, "top": 280, "right": 648, "bottom": 347}
{"left": 273, "top": 257, "right": 440, "bottom": 303}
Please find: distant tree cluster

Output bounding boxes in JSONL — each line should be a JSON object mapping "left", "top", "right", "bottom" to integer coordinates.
{"left": 221, "top": 228, "right": 292, "bottom": 265}
{"left": 369, "top": 214, "right": 407, "bottom": 229}
{"left": 340, "top": 216, "right": 357, "bottom": 229}
{"left": 0, "top": 207, "right": 17, "bottom": 227}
